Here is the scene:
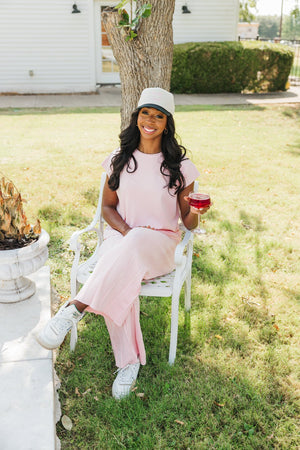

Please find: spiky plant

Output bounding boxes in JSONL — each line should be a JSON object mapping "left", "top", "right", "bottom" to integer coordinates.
{"left": 0, "top": 176, "right": 41, "bottom": 249}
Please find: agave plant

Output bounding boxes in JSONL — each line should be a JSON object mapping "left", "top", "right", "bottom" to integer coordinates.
{"left": 0, "top": 176, "right": 41, "bottom": 249}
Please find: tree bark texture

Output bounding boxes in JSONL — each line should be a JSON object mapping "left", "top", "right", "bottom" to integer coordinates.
{"left": 102, "top": 1, "right": 175, "bottom": 130}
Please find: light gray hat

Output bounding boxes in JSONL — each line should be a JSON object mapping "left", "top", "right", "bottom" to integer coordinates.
{"left": 137, "top": 87, "right": 175, "bottom": 116}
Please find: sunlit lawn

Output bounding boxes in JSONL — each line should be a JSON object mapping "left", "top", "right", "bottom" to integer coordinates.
{"left": 1, "top": 104, "right": 299, "bottom": 449}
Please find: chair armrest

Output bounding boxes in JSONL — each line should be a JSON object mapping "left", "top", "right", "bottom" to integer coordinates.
{"left": 70, "top": 172, "right": 107, "bottom": 252}
{"left": 174, "top": 229, "right": 193, "bottom": 266}
{"left": 69, "top": 223, "right": 100, "bottom": 252}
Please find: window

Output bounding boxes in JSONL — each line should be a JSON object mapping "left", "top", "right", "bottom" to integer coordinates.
{"left": 101, "top": 6, "right": 119, "bottom": 73}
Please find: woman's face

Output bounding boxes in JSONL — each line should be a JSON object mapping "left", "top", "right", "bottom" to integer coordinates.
{"left": 137, "top": 107, "right": 168, "bottom": 142}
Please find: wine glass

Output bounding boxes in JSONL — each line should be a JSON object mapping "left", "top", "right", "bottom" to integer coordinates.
{"left": 187, "top": 192, "right": 211, "bottom": 234}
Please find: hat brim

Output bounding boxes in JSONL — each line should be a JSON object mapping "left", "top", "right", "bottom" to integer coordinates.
{"left": 137, "top": 103, "right": 171, "bottom": 116}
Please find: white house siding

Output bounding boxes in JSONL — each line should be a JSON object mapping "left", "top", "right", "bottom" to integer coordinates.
{"left": 0, "top": 0, "right": 96, "bottom": 93}
{"left": 238, "top": 23, "right": 259, "bottom": 39}
{"left": 0, "top": 0, "right": 239, "bottom": 93}
{"left": 173, "top": 0, "right": 239, "bottom": 43}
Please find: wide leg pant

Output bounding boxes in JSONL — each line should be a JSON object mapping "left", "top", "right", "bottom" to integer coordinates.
{"left": 75, "top": 228, "right": 177, "bottom": 368}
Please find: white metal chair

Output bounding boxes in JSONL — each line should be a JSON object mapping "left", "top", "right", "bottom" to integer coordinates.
{"left": 69, "top": 172, "right": 198, "bottom": 365}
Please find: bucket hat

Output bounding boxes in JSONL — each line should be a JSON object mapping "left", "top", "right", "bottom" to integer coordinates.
{"left": 137, "top": 87, "right": 175, "bottom": 116}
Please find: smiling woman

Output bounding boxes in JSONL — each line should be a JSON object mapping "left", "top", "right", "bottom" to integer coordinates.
{"left": 37, "top": 87, "right": 210, "bottom": 400}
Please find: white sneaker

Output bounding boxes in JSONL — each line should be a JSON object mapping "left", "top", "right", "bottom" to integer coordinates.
{"left": 112, "top": 362, "right": 140, "bottom": 400}
{"left": 37, "top": 303, "right": 84, "bottom": 350}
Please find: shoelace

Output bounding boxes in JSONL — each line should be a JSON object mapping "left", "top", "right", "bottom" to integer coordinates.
{"left": 49, "top": 314, "right": 79, "bottom": 351}
{"left": 48, "top": 304, "right": 84, "bottom": 351}
{"left": 50, "top": 317, "right": 73, "bottom": 334}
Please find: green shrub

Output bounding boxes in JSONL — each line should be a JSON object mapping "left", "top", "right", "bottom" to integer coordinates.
{"left": 171, "top": 41, "right": 294, "bottom": 93}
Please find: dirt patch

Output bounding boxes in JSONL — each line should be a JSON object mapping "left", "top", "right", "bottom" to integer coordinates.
{"left": 0, "top": 235, "right": 38, "bottom": 250}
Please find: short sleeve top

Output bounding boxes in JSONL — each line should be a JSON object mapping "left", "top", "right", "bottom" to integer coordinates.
{"left": 102, "top": 149, "right": 200, "bottom": 239}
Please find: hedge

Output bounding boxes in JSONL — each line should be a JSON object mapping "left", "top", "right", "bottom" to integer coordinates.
{"left": 171, "top": 41, "right": 294, "bottom": 93}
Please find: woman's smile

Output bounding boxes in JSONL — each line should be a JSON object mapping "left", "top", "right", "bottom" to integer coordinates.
{"left": 143, "top": 125, "right": 156, "bottom": 134}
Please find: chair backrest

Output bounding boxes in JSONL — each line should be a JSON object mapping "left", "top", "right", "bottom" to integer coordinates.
{"left": 98, "top": 172, "right": 107, "bottom": 240}
{"left": 95, "top": 172, "right": 107, "bottom": 222}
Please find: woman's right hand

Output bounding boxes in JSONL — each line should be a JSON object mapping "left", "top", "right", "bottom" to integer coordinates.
{"left": 184, "top": 196, "right": 210, "bottom": 215}
{"left": 121, "top": 226, "right": 132, "bottom": 236}
{"left": 102, "top": 176, "right": 132, "bottom": 236}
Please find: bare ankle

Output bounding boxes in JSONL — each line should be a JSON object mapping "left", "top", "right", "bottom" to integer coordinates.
{"left": 69, "top": 300, "right": 87, "bottom": 313}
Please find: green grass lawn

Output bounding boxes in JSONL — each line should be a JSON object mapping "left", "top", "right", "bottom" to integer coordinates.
{"left": 1, "top": 105, "right": 299, "bottom": 449}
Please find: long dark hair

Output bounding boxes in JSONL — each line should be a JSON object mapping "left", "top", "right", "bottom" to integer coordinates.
{"left": 108, "top": 110, "right": 187, "bottom": 195}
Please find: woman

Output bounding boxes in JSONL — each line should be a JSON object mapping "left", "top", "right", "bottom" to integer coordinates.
{"left": 37, "top": 88, "right": 209, "bottom": 399}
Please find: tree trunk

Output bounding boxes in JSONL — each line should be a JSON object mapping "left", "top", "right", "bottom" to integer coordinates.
{"left": 102, "top": 1, "right": 175, "bottom": 130}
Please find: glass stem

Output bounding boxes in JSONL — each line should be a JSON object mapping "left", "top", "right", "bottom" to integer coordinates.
{"left": 197, "top": 214, "right": 201, "bottom": 229}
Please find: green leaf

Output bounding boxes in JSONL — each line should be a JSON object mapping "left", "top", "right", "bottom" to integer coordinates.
{"left": 125, "top": 30, "right": 137, "bottom": 41}
{"left": 131, "top": 17, "right": 139, "bottom": 27}
{"left": 116, "top": 0, "right": 130, "bottom": 10}
{"left": 136, "top": 3, "right": 152, "bottom": 18}
{"left": 118, "top": 20, "right": 130, "bottom": 27}
{"left": 142, "top": 9, "right": 152, "bottom": 18}
{"left": 117, "top": 1, "right": 151, "bottom": 41}
{"left": 141, "top": 4, "right": 152, "bottom": 18}
{"left": 121, "top": 10, "right": 130, "bottom": 22}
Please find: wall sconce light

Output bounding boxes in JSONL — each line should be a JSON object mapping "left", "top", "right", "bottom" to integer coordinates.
{"left": 72, "top": 3, "right": 81, "bottom": 13}
{"left": 182, "top": 4, "right": 191, "bottom": 14}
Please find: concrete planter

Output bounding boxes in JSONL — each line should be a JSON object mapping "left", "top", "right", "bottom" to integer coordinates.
{"left": 0, "top": 229, "right": 50, "bottom": 303}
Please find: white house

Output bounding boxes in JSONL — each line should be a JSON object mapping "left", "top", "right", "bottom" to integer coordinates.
{"left": 0, "top": 0, "right": 239, "bottom": 94}
{"left": 238, "top": 22, "right": 259, "bottom": 40}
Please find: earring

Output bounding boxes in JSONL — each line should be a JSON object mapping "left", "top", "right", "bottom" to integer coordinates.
{"left": 164, "top": 128, "right": 168, "bottom": 134}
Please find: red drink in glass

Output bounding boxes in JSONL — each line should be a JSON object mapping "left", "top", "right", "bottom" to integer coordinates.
{"left": 188, "top": 193, "right": 211, "bottom": 209}
{"left": 187, "top": 192, "right": 211, "bottom": 234}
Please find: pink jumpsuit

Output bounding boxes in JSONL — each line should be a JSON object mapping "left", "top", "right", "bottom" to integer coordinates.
{"left": 76, "top": 149, "right": 199, "bottom": 368}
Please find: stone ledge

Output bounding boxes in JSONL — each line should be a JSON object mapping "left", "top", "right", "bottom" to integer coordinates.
{"left": 0, "top": 266, "right": 59, "bottom": 450}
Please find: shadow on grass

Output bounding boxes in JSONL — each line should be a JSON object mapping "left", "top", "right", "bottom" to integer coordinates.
{"left": 281, "top": 106, "right": 300, "bottom": 119}
{"left": 55, "top": 302, "right": 298, "bottom": 447}
{"left": 56, "top": 313, "right": 297, "bottom": 449}
{"left": 55, "top": 209, "right": 298, "bottom": 448}
{"left": 282, "top": 285, "right": 300, "bottom": 303}
{"left": 47, "top": 233, "right": 65, "bottom": 259}
{"left": 285, "top": 140, "right": 300, "bottom": 157}
{"left": 193, "top": 210, "right": 268, "bottom": 291}
{"left": 239, "top": 210, "right": 266, "bottom": 232}
{"left": 192, "top": 229, "right": 248, "bottom": 290}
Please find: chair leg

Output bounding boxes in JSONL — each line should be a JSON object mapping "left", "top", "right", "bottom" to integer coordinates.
{"left": 168, "top": 288, "right": 180, "bottom": 365}
{"left": 184, "top": 268, "right": 191, "bottom": 311}
{"left": 71, "top": 279, "right": 80, "bottom": 299}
